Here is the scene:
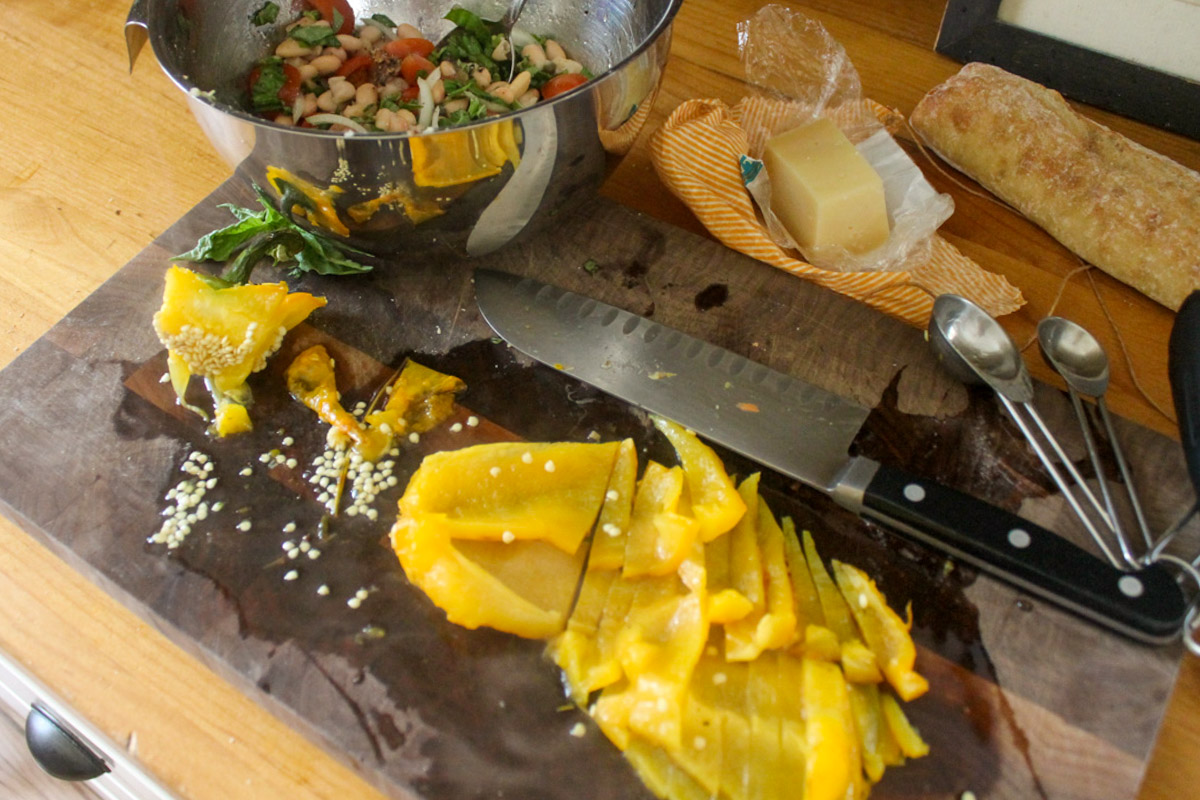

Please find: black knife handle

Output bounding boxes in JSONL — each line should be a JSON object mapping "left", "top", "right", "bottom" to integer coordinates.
{"left": 1169, "top": 290, "right": 1200, "bottom": 500}
{"left": 841, "top": 459, "right": 1186, "bottom": 644}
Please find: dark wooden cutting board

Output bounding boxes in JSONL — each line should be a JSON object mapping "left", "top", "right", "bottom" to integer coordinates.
{"left": 0, "top": 178, "right": 1195, "bottom": 800}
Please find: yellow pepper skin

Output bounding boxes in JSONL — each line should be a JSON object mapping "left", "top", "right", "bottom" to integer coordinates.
{"left": 833, "top": 561, "right": 930, "bottom": 702}
{"left": 153, "top": 265, "right": 325, "bottom": 435}
{"left": 399, "top": 441, "right": 620, "bottom": 555}
{"left": 880, "top": 692, "right": 930, "bottom": 759}
{"left": 622, "top": 462, "right": 700, "bottom": 578}
{"left": 652, "top": 416, "right": 747, "bottom": 541}
{"left": 803, "top": 657, "right": 866, "bottom": 800}
{"left": 364, "top": 360, "right": 466, "bottom": 436}
{"left": 390, "top": 514, "right": 570, "bottom": 638}
{"left": 587, "top": 438, "right": 638, "bottom": 572}
{"left": 286, "top": 345, "right": 390, "bottom": 461}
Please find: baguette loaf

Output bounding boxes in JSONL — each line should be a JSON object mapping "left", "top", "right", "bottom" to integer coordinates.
{"left": 910, "top": 62, "right": 1200, "bottom": 310}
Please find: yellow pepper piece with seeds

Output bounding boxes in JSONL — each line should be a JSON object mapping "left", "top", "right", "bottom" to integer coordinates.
{"left": 153, "top": 265, "right": 325, "bottom": 436}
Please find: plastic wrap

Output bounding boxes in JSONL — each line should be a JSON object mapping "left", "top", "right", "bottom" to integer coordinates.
{"left": 735, "top": 5, "right": 953, "bottom": 272}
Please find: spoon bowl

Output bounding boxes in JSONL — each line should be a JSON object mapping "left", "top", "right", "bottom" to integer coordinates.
{"left": 928, "top": 294, "right": 1034, "bottom": 402}
{"left": 1037, "top": 317, "right": 1111, "bottom": 398}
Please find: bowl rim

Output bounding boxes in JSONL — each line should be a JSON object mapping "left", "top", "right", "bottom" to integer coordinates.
{"left": 150, "top": 0, "right": 684, "bottom": 140}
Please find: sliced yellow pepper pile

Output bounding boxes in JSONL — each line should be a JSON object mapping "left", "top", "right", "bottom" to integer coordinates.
{"left": 391, "top": 417, "right": 930, "bottom": 800}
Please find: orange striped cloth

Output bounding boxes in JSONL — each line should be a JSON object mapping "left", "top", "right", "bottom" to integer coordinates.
{"left": 650, "top": 97, "right": 1024, "bottom": 328}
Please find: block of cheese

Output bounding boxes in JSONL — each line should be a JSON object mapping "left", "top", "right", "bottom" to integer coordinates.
{"left": 911, "top": 62, "right": 1200, "bottom": 311}
{"left": 762, "top": 117, "right": 890, "bottom": 256}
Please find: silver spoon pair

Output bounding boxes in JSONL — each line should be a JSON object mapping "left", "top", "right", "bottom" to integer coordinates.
{"left": 928, "top": 295, "right": 1147, "bottom": 569}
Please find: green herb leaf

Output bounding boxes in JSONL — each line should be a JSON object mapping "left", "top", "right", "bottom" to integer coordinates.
{"left": 331, "top": 9, "right": 344, "bottom": 33}
{"left": 174, "top": 184, "right": 372, "bottom": 284}
{"left": 289, "top": 25, "right": 339, "bottom": 47}
{"left": 444, "top": 7, "right": 494, "bottom": 43}
{"left": 369, "top": 13, "right": 397, "bottom": 27}
{"left": 250, "top": 57, "right": 288, "bottom": 112}
{"left": 250, "top": 2, "right": 279, "bottom": 25}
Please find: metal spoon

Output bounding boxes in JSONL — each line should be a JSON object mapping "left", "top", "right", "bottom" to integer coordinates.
{"left": 499, "top": 0, "right": 529, "bottom": 33}
{"left": 928, "top": 295, "right": 1123, "bottom": 568}
{"left": 1038, "top": 317, "right": 1151, "bottom": 563}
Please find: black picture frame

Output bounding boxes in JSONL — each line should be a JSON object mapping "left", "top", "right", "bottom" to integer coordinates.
{"left": 935, "top": 0, "right": 1200, "bottom": 140}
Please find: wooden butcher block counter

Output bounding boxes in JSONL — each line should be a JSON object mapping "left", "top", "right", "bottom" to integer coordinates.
{"left": 1, "top": 1, "right": 1198, "bottom": 799}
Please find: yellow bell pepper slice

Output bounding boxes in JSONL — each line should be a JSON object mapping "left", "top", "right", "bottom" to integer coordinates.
{"left": 286, "top": 345, "right": 390, "bottom": 462}
{"left": 803, "top": 530, "right": 859, "bottom": 644}
{"left": 622, "top": 462, "right": 700, "bottom": 578}
{"left": 652, "top": 416, "right": 747, "bottom": 541}
{"left": 841, "top": 638, "right": 884, "bottom": 685}
{"left": 782, "top": 516, "right": 825, "bottom": 636}
{"left": 880, "top": 692, "right": 930, "bottom": 759}
{"left": 849, "top": 683, "right": 887, "bottom": 783}
{"left": 364, "top": 359, "right": 465, "bottom": 437}
{"left": 389, "top": 514, "right": 568, "bottom": 638}
{"left": 833, "top": 560, "right": 929, "bottom": 702}
{"left": 153, "top": 265, "right": 326, "bottom": 435}
{"left": 802, "top": 657, "right": 864, "bottom": 800}
{"left": 587, "top": 438, "right": 638, "bottom": 572}
{"left": 545, "top": 568, "right": 618, "bottom": 704}
{"left": 398, "top": 441, "right": 619, "bottom": 555}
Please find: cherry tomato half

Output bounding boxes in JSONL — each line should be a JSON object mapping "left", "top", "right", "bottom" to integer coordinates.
{"left": 383, "top": 38, "right": 436, "bottom": 59}
{"left": 307, "top": 0, "right": 354, "bottom": 36}
{"left": 335, "top": 54, "right": 374, "bottom": 86}
{"left": 400, "top": 53, "right": 436, "bottom": 85}
{"left": 541, "top": 72, "right": 588, "bottom": 99}
{"left": 278, "top": 64, "right": 303, "bottom": 105}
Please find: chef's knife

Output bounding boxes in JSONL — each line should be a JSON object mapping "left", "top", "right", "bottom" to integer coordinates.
{"left": 474, "top": 269, "right": 1187, "bottom": 644}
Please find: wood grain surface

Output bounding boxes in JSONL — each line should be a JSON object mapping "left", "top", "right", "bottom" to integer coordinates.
{"left": 0, "top": 1, "right": 1197, "bottom": 799}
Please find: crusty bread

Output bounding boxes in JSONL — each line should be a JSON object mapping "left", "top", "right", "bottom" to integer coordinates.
{"left": 910, "top": 62, "right": 1200, "bottom": 311}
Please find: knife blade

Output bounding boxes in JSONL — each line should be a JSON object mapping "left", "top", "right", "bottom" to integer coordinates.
{"left": 474, "top": 268, "right": 1187, "bottom": 644}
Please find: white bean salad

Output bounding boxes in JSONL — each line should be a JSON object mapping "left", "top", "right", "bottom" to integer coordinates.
{"left": 246, "top": 2, "right": 591, "bottom": 133}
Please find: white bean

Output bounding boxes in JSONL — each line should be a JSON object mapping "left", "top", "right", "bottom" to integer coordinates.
{"left": 359, "top": 25, "right": 382, "bottom": 45}
{"left": 380, "top": 78, "right": 408, "bottom": 98}
{"left": 492, "top": 38, "right": 511, "bottom": 61}
{"left": 342, "top": 102, "right": 364, "bottom": 118}
{"left": 328, "top": 76, "right": 356, "bottom": 104}
{"left": 397, "top": 109, "right": 417, "bottom": 125}
{"left": 355, "top": 83, "right": 378, "bottom": 107}
{"left": 439, "top": 61, "right": 457, "bottom": 78}
{"left": 310, "top": 54, "right": 343, "bottom": 76}
{"left": 336, "top": 34, "right": 363, "bottom": 53}
{"left": 487, "top": 81, "right": 514, "bottom": 104}
{"left": 430, "top": 81, "right": 446, "bottom": 104}
{"left": 552, "top": 57, "right": 583, "bottom": 74}
{"left": 521, "top": 43, "right": 547, "bottom": 67}
{"left": 443, "top": 98, "right": 469, "bottom": 114}
{"left": 298, "top": 63, "right": 319, "bottom": 82}
{"left": 302, "top": 93, "right": 319, "bottom": 117}
{"left": 509, "top": 70, "right": 531, "bottom": 98}
{"left": 396, "top": 23, "right": 423, "bottom": 39}
{"left": 472, "top": 67, "right": 492, "bottom": 88}
{"left": 275, "top": 39, "right": 315, "bottom": 59}
{"left": 517, "top": 89, "right": 539, "bottom": 108}
{"left": 544, "top": 40, "right": 566, "bottom": 61}
{"left": 322, "top": 46, "right": 347, "bottom": 62}
{"left": 316, "top": 90, "right": 336, "bottom": 112}
{"left": 274, "top": 113, "right": 295, "bottom": 126}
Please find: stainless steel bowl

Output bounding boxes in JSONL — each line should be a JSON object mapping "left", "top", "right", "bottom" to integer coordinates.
{"left": 126, "top": 0, "right": 680, "bottom": 259}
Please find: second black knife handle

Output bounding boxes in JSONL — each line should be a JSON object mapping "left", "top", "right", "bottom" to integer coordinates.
{"left": 855, "top": 460, "right": 1185, "bottom": 644}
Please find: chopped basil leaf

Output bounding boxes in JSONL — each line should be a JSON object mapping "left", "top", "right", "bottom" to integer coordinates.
{"left": 331, "top": 9, "right": 344, "bottom": 33}
{"left": 250, "top": 2, "right": 279, "bottom": 25}
{"left": 174, "top": 184, "right": 371, "bottom": 283}
{"left": 289, "top": 25, "right": 339, "bottom": 47}
{"left": 370, "top": 13, "right": 397, "bottom": 27}
{"left": 443, "top": 7, "right": 494, "bottom": 43}
{"left": 250, "top": 58, "right": 287, "bottom": 112}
